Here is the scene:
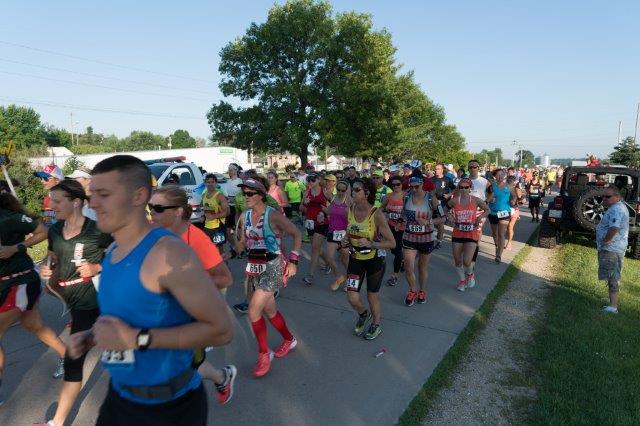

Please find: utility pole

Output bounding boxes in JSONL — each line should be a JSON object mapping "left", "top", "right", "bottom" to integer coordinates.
{"left": 634, "top": 103, "right": 639, "bottom": 144}
{"left": 250, "top": 142, "right": 254, "bottom": 169}
{"left": 70, "top": 112, "right": 74, "bottom": 146}
{"left": 618, "top": 121, "right": 623, "bottom": 144}
{"left": 512, "top": 140, "right": 517, "bottom": 166}
{"left": 168, "top": 136, "right": 172, "bottom": 150}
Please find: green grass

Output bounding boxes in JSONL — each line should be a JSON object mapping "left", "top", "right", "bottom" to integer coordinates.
{"left": 397, "top": 232, "right": 537, "bottom": 425}
{"left": 531, "top": 239, "right": 640, "bottom": 424}
{"left": 27, "top": 240, "right": 48, "bottom": 263}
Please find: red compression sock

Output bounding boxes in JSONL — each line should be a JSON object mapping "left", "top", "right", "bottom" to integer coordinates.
{"left": 268, "top": 311, "right": 293, "bottom": 341}
{"left": 251, "top": 317, "right": 269, "bottom": 354}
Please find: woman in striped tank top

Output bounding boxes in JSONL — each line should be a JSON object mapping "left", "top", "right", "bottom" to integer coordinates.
{"left": 380, "top": 175, "right": 405, "bottom": 287}
{"left": 447, "top": 178, "right": 490, "bottom": 292}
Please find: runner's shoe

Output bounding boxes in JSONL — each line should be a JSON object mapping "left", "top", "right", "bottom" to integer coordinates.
{"left": 354, "top": 310, "right": 372, "bottom": 336}
{"left": 32, "top": 422, "right": 55, "bottom": 426}
{"left": 456, "top": 280, "right": 466, "bottom": 292}
{"left": 52, "top": 358, "right": 64, "bottom": 379}
{"left": 252, "top": 351, "right": 274, "bottom": 377}
{"left": 417, "top": 290, "right": 427, "bottom": 304}
{"left": 434, "top": 239, "right": 442, "bottom": 250}
{"left": 274, "top": 338, "right": 297, "bottom": 358}
{"left": 405, "top": 291, "right": 417, "bottom": 306}
{"left": 386, "top": 276, "right": 398, "bottom": 287}
{"left": 323, "top": 265, "right": 332, "bottom": 275}
{"left": 215, "top": 365, "right": 237, "bottom": 405}
{"left": 465, "top": 273, "right": 476, "bottom": 289}
{"left": 602, "top": 306, "right": 618, "bottom": 314}
{"left": 233, "top": 302, "right": 249, "bottom": 314}
{"left": 303, "top": 275, "right": 313, "bottom": 285}
{"left": 364, "top": 324, "right": 382, "bottom": 340}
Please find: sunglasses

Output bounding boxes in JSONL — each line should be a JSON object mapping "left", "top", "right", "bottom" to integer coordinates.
{"left": 458, "top": 186, "right": 470, "bottom": 189}
{"left": 391, "top": 183, "right": 402, "bottom": 187}
{"left": 469, "top": 165, "right": 479, "bottom": 169}
{"left": 148, "top": 203, "right": 180, "bottom": 213}
{"left": 243, "top": 191, "right": 259, "bottom": 197}
{"left": 409, "top": 185, "right": 421, "bottom": 189}
{"left": 337, "top": 188, "right": 347, "bottom": 192}
{"left": 352, "top": 187, "right": 364, "bottom": 193}
{"left": 602, "top": 195, "right": 614, "bottom": 198}
{"left": 307, "top": 178, "right": 317, "bottom": 183}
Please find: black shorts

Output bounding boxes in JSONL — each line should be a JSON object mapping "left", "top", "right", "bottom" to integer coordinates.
{"left": 203, "top": 226, "right": 226, "bottom": 247}
{"left": 488, "top": 213, "right": 510, "bottom": 224}
{"left": 285, "top": 202, "right": 301, "bottom": 219}
{"left": 402, "top": 239, "right": 435, "bottom": 255}
{"left": 452, "top": 237, "right": 479, "bottom": 244}
{"left": 97, "top": 383, "right": 207, "bottom": 426}
{"left": 65, "top": 308, "right": 100, "bottom": 382}
{"left": 227, "top": 205, "right": 237, "bottom": 223}
{"left": 528, "top": 198, "right": 541, "bottom": 208}
{"left": 346, "top": 255, "right": 386, "bottom": 293}
{"left": 0, "top": 271, "right": 40, "bottom": 313}
{"left": 307, "top": 223, "right": 328, "bottom": 237}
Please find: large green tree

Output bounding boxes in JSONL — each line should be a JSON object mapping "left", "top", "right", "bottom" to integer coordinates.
{"left": 169, "top": 129, "right": 196, "bottom": 149}
{"left": 207, "top": 0, "right": 404, "bottom": 166}
{"left": 0, "top": 105, "right": 45, "bottom": 149}
{"left": 609, "top": 136, "right": 640, "bottom": 167}
{"left": 476, "top": 147, "right": 504, "bottom": 166}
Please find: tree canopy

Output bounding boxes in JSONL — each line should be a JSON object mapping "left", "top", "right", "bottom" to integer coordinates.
{"left": 609, "top": 136, "right": 640, "bottom": 167}
{"left": 208, "top": 0, "right": 466, "bottom": 166}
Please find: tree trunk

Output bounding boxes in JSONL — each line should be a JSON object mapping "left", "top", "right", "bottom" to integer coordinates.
{"left": 299, "top": 150, "right": 308, "bottom": 169}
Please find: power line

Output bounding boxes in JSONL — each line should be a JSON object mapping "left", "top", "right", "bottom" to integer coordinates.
{"left": 0, "top": 58, "right": 211, "bottom": 94}
{"left": 0, "top": 70, "right": 212, "bottom": 102}
{"left": 0, "top": 40, "right": 211, "bottom": 83}
{"left": 0, "top": 96, "right": 205, "bottom": 120}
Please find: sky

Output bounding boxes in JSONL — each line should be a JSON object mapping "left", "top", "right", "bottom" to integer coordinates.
{"left": 1, "top": 0, "right": 638, "bottom": 160}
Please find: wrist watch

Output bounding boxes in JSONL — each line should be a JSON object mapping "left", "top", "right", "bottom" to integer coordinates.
{"left": 16, "top": 243, "right": 27, "bottom": 253}
{"left": 136, "top": 329, "right": 152, "bottom": 351}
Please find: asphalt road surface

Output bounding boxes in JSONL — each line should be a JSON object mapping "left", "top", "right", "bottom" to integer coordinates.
{"left": 0, "top": 208, "right": 541, "bottom": 425}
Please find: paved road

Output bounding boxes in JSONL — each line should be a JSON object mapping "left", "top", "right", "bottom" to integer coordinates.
{"left": 0, "top": 209, "right": 540, "bottom": 425}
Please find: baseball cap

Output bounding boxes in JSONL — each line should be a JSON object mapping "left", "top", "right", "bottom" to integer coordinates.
{"left": 403, "top": 163, "right": 412, "bottom": 170}
{"left": 372, "top": 170, "right": 384, "bottom": 177}
{"left": 34, "top": 164, "right": 64, "bottom": 181}
{"left": 389, "top": 164, "right": 400, "bottom": 172}
{"left": 238, "top": 178, "right": 267, "bottom": 194}
{"left": 67, "top": 169, "right": 92, "bottom": 179}
{"left": 446, "top": 163, "right": 455, "bottom": 171}
{"left": 409, "top": 176, "right": 424, "bottom": 185}
{"left": 410, "top": 160, "right": 422, "bottom": 169}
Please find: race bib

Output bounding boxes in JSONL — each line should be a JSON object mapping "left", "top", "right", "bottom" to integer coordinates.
{"left": 530, "top": 188, "right": 539, "bottom": 194}
{"left": 457, "top": 223, "right": 475, "bottom": 232}
{"left": 377, "top": 249, "right": 386, "bottom": 257}
{"left": 408, "top": 224, "right": 426, "bottom": 233}
{"left": 496, "top": 210, "right": 510, "bottom": 219}
{"left": 332, "top": 230, "right": 346, "bottom": 241}
{"left": 305, "top": 219, "right": 315, "bottom": 230}
{"left": 212, "top": 232, "right": 226, "bottom": 244}
{"left": 388, "top": 212, "right": 401, "bottom": 220}
{"left": 101, "top": 350, "right": 135, "bottom": 365}
{"left": 346, "top": 274, "right": 360, "bottom": 291}
{"left": 246, "top": 260, "right": 267, "bottom": 276}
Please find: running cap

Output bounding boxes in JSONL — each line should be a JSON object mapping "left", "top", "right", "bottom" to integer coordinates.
{"left": 403, "top": 163, "right": 412, "bottom": 170}
{"left": 410, "top": 160, "right": 422, "bottom": 169}
{"left": 34, "top": 164, "right": 64, "bottom": 181}
{"left": 446, "top": 163, "right": 455, "bottom": 171}
{"left": 409, "top": 176, "right": 424, "bottom": 185}
{"left": 389, "top": 164, "right": 400, "bottom": 172}
{"left": 372, "top": 170, "right": 384, "bottom": 177}
{"left": 238, "top": 178, "right": 267, "bottom": 194}
{"left": 67, "top": 169, "right": 92, "bottom": 179}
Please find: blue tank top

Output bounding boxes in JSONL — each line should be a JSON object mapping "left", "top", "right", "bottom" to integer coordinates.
{"left": 99, "top": 227, "right": 200, "bottom": 404}
{"left": 489, "top": 183, "right": 511, "bottom": 214}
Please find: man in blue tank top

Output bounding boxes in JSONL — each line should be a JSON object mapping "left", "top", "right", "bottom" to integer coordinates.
{"left": 67, "top": 155, "right": 233, "bottom": 426}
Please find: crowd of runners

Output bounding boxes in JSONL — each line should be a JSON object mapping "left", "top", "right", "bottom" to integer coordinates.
{"left": 0, "top": 155, "right": 558, "bottom": 425}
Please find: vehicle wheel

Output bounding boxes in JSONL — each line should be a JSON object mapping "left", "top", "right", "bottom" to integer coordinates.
{"left": 573, "top": 187, "right": 608, "bottom": 232}
{"left": 538, "top": 219, "right": 557, "bottom": 249}
{"left": 631, "top": 234, "right": 640, "bottom": 260}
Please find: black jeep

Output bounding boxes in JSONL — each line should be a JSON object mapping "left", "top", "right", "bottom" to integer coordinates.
{"left": 538, "top": 166, "right": 640, "bottom": 258}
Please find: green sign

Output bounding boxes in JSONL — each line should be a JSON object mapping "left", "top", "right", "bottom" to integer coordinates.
{"left": 219, "top": 148, "right": 234, "bottom": 155}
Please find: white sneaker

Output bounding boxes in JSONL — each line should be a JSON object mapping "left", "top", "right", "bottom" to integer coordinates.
{"left": 602, "top": 306, "right": 618, "bottom": 314}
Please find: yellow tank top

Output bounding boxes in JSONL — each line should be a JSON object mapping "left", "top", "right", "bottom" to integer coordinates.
{"left": 347, "top": 206, "right": 377, "bottom": 260}
{"left": 202, "top": 190, "right": 225, "bottom": 229}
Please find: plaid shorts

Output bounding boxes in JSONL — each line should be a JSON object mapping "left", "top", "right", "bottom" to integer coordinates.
{"left": 598, "top": 250, "right": 624, "bottom": 287}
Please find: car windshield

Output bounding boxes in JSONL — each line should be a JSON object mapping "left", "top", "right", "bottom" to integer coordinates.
{"left": 148, "top": 164, "right": 169, "bottom": 179}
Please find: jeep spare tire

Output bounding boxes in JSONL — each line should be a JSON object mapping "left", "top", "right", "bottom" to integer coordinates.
{"left": 573, "top": 187, "right": 607, "bottom": 231}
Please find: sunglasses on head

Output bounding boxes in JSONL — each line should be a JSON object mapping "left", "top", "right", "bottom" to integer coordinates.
{"left": 243, "top": 190, "right": 259, "bottom": 197}
{"left": 148, "top": 203, "right": 180, "bottom": 213}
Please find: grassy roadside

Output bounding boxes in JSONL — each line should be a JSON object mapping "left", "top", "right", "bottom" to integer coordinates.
{"left": 530, "top": 239, "right": 640, "bottom": 424}
{"left": 397, "top": 232, "right": 537, "bottom": 425}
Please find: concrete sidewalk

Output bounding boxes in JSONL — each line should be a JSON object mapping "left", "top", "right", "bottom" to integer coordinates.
{"left": 0, "top": 211, "right": 539, "bottom": 425}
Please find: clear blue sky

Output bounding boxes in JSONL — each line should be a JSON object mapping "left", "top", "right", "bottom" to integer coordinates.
{"left": 1, "top": 0, "right": 638, "bottom": 159}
